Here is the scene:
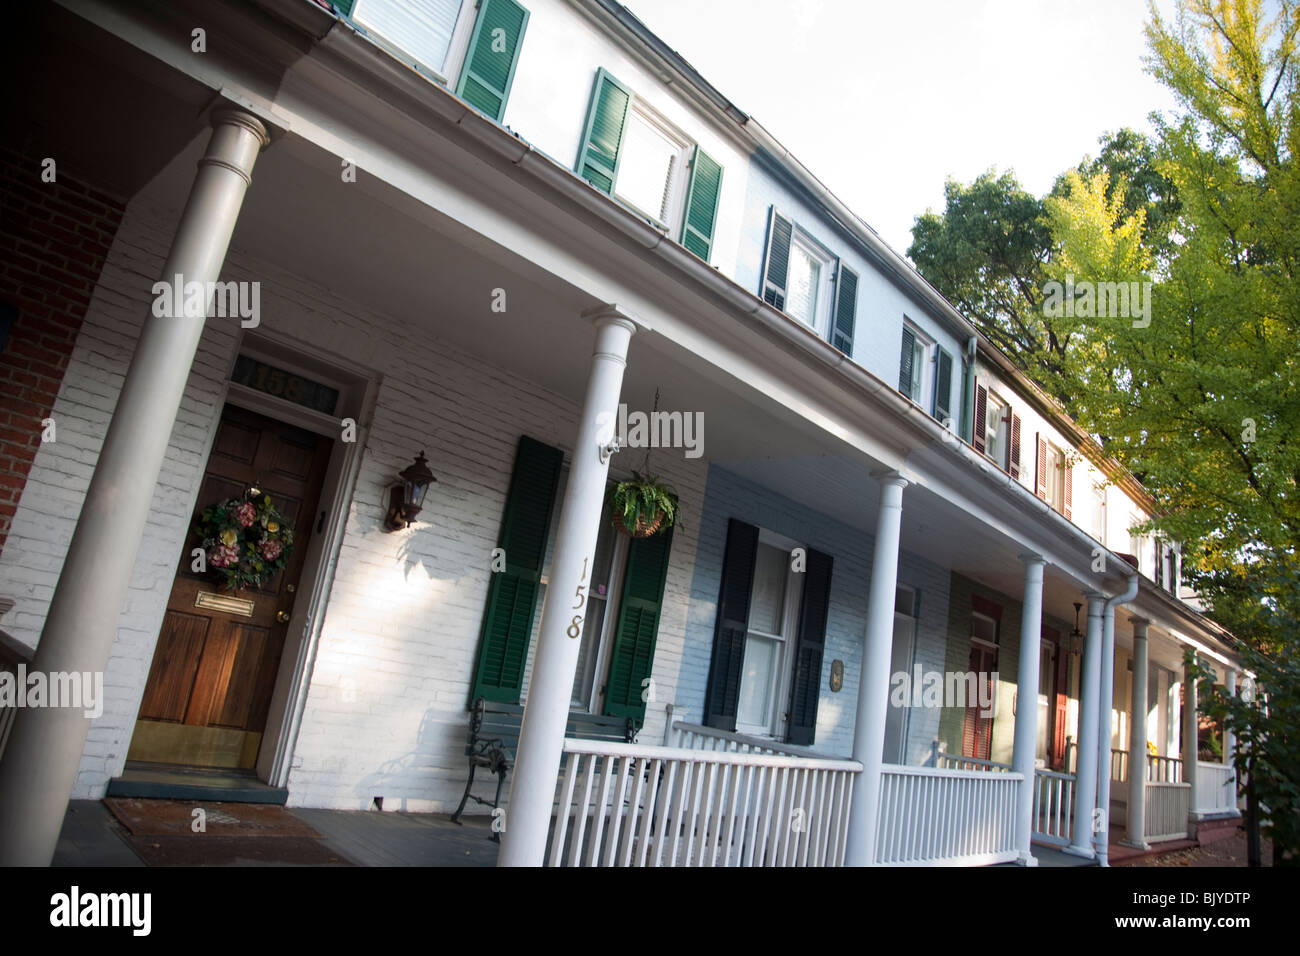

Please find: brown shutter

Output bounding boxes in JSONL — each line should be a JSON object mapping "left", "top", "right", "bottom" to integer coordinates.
{"left": 1063, "top": 460, "right": 1073, "bottom": 519}
{"left": 972, "top": 380, "right": 988, "bottom": 454}
{"left": 1008, "top": 412, "right": 1022, "bottom": 478}
{"left": 1034, "top": 435, "right": 1049, "bottom": 500}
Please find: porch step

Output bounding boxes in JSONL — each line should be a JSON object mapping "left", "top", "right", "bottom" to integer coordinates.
{"left": 106, "top": 763, "right": 288, "bottom": 805}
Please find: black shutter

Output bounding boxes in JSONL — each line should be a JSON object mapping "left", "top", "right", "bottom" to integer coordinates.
{"left": 831, "top": 263, "right": 858, "bottom": 355}
{"left": 899, "top": 326, "right": 916, "bottom": 398}
{"left": 786, "top": 548, "right": 833, "bottom": 746}
{"left": 703, "top": 518, "right": 759, "bottom": 730}
{"left": 760, "top": 207, "right": 793, "bottom": 311}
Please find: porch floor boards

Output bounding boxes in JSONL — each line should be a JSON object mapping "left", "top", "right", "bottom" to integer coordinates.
{"left": 52, "top": 800, "right": 501, "bottom": 867}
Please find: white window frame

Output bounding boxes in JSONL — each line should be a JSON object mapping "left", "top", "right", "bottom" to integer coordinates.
{"left": 351, "top": 0, "right": 478, "bottom": 84}
{"left": 902, "top": 319, "right": 934, "bottom": 409}
{"left": 783, "top": 228, "right": 836, "bottom": 339}
{"left": 612, "top": 100, "right": 693, "bottom": 233}
{"left": 1044, "top": 442, "right": 1066, "bottom": 513}
{"left": 984, "top": 390, "right": 1009, "bottom": 468}
{"left": 736, "top": 528, "right": 805, "bottom": 739}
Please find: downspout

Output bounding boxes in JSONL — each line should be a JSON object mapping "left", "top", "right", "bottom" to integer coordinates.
{"left": 1095, "top": 571, "right": 1140, "bottom": 866}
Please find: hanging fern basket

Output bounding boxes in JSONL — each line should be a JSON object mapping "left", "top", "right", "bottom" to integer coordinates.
{"left": 609, "top": 471, "right": 677, "bottom": 539}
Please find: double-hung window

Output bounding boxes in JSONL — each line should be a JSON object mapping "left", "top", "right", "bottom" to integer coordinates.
{"left": 735, "top": 535, "right": 804, "bottom": 737}
{"left": 340, "top": 0, "right": 531, "bottom": 122}
{"left": 347, "top": 0, "right": 477, "bottom": 81}
{"left": 613, "top": 107, "right": 691, "bottom": 229}
{"left": 972, "top": 379, "right": 1022, "bottom": 478}
{"left": 576, "top": 69, "right": 725, "bottom": 263}
{"left": 899, "top": 321, "right": 935, "bottom": 407}
{"left": 703, "top": 519, "right": 835, "bottom": 745}
{"left": 984, "top": 392, "right": 1008, "bottom": 467}
{"left": 759, "top": 208, "right": 859, "bottom": 355}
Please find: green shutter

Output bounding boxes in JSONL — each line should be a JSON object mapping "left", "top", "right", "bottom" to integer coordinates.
{"left": 575, "top": 69, "right": 632, "bottom": 194}
{"left": 680, "top": 146, "right": 723, "bottom": 262}
{"left": 456, "top": 0, "right": 530, "bottom": 123}
{"left": 602, "top": 521, "right": 675, "bottom": 723}
{"left": 759, "top": 207, "right": 793, "bottom": 310}
{"left": 470, "top": 435, "right": 563, "bottom": 703}
{"left": 333, "top": 0, "right": 356, "bottom": 16}
{"left": 934, "top": 346, "right": 954, "bottom": 423}
{"left": 831, "top": 263, "right": 858, "bottom": 355}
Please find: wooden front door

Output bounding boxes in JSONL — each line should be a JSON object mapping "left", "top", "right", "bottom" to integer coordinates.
{"left": 128, "top": 404, "right": 332, "bottom": 770}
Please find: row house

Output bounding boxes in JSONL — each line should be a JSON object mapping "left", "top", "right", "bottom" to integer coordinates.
{"left": 0, "top": 0, "right": 1243, "bottom": 866}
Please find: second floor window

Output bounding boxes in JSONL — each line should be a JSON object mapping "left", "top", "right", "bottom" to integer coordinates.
{"left": 614, "top": 108, "right": 690, "bottom": 227}
{"left": 759, "top": 208, "right": 859, "bottom": 354}
{"left": 576, "top": 69, "right": 724, "bottom": 263}
{"left": 899, "top": 322, "right": 932, "bottom": 405}
{"left": 350, "top": 0, "right": 475, "bottom": 81}
{"left": 985, "top": 393, "right": 1008, "bottom": 465}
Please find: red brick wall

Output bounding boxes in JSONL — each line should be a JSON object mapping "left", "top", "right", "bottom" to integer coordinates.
{"left": 0, "top": 149, "right": 124, "bottom": 556}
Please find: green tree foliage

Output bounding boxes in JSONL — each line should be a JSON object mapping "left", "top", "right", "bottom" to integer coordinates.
{"left": 1050, "top": 0, "right": 1299, "bottom": 860}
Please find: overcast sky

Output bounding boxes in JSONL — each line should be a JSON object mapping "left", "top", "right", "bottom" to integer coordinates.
{"left": 626, "top": 0, "right": 1181, "bottom": 255}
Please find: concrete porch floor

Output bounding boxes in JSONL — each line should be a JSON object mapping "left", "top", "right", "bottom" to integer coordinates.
{"left": 53, "top": 799, "right": 502, "bottom": 867}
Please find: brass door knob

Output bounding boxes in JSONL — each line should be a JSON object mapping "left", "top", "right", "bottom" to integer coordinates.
{"left": 276, "top": 610, "right": 291, "bottom": 623}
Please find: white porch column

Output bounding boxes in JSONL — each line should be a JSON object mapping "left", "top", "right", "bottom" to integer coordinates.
{"left": 1011, "top": 554, "right": 1045, "bottom": 865}
{"left": 844, "top": 472, "right": 908, "bottom": 867}
{"left": 0, "top": 110, "right": 270, "bottom": 866}
{"left": 1123, "top": 617, "right": 1151, "bottom": 849}
{"left": 498, "top": 310, "right": 635, "bottom": 867}
{"left": 1066, "top": 592, "right": 1104, "bottom": 858}
{"left": 1094, "top": 600, "right": 1119, "bottom": 865}
{"left": 1183, "top": 649, "right": 1200, "bottom": 820}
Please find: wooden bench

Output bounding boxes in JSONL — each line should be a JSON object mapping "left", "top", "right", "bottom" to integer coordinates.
{"left": 451, "top": 698, "right": 637, "bottom": 835}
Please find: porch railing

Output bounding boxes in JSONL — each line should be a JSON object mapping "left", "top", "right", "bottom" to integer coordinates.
{"left": 1032, "top": 768, "right": 1075, "bottom": 846}
{"left": 1194, "top": 762, "right": 1238, "bottom": 815}
{"left": 1145, "top": 781, "right": 1192, "bottom": 842}
{"left": 876, "top": 765, "right": 1021, "bottom": 865}
{"left": 665, "top": 720, "right": 826, "bottom": 759}
{"left": 1111, "top": 749, "right": 1183, "bottom": 784}
{"left": 934, "top": 750, "right": 1012, "bottom": 773}
{"left": 546, "top": 738, "right": 861, "bottom": 866}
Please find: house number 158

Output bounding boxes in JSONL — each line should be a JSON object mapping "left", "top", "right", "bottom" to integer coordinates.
{"left": 567, "top": 557, "right": 589, "bottom": 638}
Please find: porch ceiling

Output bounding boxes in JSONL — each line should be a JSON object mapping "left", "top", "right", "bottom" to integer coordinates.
{"left": 4, "top": 3, "right": 224, "bottom": 199}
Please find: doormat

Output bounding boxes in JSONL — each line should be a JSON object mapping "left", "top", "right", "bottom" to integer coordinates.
{"left": 103, "top": 799, "right": 353, "bottom": 866}
{"left": 121, "top": 835, "right": 352, "bottom": 867}
{"left": 104, "top": 798, "right": 321, "bottom": 838}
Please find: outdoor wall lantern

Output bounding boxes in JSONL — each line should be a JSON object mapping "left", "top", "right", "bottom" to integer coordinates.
{"left": 384, "top": 451, "right": 436, "bottom": 531}
{"left": 1068, "top": 602, "right": 1084, "bottom": 655}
